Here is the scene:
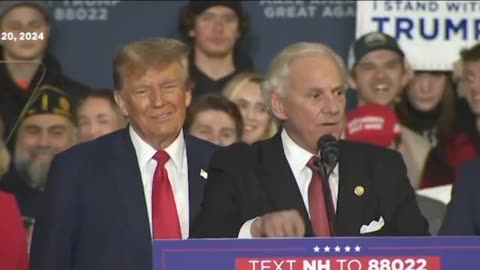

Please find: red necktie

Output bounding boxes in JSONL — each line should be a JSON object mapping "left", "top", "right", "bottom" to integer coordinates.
{"left": 152, "top": 150, "right": 182, "bottom": 239}
{"left": 307, "top": 157, "right": 332, "bottom": 237}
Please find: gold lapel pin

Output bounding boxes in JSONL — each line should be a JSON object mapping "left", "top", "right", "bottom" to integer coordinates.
{"left": 354, "top": 186, "right": 365, "bottom": 196}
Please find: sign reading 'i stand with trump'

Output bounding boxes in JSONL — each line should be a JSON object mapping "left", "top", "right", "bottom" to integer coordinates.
{"left": 355, "top": 1, "right": 480, "bottom": 71}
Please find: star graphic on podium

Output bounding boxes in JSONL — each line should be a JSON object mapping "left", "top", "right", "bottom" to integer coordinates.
{"left": 344, "top": 246, "right": 351, "bottom": 252}
{"left": 313, "top": 246, "right": 320, "bottom": 252}
{"left": 334, "top": 246, "right": 341, "bottom": 252}
{"left": 323, "top": 246, "right": 331, "bottom": 252}
{"left": 354, "top": 245, "right": 361, "bottom": 252}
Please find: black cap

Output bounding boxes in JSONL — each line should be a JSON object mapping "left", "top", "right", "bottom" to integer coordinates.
{"left": 348, "top": 32, "right": 404, "bottom": 70}
{"left": 187, "top": 0, "right": 243, "bottom": 17}
{"left": 25, "top": 84, "right": 74, "bottom": 123}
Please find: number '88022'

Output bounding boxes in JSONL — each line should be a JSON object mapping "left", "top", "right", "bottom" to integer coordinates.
{"left": 368, "top": 258, "right": 427, "bottom": 270}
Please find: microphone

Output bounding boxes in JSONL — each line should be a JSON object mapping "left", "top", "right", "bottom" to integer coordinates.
{"left": 317, "top": 134, "right": 339, "bottom": 169}
{"left": 315, "top": 134, "right": 340, "bottom": 236}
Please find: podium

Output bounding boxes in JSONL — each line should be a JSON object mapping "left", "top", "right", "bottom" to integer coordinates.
{"left": 153, "top": 237, "right": 480, "bottom": 270}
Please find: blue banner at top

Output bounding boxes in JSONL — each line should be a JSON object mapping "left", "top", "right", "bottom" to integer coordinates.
{"left": 154, "top": 237, "right": 480, "bottom": 270}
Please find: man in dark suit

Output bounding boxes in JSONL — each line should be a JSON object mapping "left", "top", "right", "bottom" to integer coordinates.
{"left": 191, "top": 42, "right": 429, "bottom": 238}
{"left": 440, "top": 159, "right": 480, "bottom": 235}
{"left": 30, "top": 38, "right": 217, "bottom": 270}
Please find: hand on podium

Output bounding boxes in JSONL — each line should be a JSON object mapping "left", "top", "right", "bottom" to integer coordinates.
{"left": 251, "top": 209, "right": 305, "bottom": 238}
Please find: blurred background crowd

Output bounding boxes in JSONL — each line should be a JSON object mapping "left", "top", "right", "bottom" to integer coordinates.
{"left": 0, "top": 1, "right": 479, "bottom": 269}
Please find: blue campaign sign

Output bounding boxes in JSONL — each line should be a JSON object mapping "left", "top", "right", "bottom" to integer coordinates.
{"left": 153, "top": 237, "right": 480, "bottom": 270}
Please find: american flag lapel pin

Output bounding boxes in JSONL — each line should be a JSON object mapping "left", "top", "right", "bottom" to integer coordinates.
{"left": 200, "top": 169, "right": 208, "bottom": 180}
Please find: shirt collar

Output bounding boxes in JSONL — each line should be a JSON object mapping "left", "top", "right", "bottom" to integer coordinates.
{"left": 281, "top": 129, "right": 339, "bottom": 177}
{"left": 129, "top": 126, "right": 186, "bottom": 171}
{"left": 281, "top": 129, "right": 316, "bottom": 176}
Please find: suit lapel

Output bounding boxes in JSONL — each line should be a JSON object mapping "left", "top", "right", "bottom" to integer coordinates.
{"left": 111, "top": 129, "right": 152, "bottom": 243}
{"left": 258, "top": 133, "right": 314, "bottom": 236}
{"left": 335, "top": 141, "right": 372, "bottom": 236}
{"left": 185, "top": 135, "right": 205, "bottom": 226}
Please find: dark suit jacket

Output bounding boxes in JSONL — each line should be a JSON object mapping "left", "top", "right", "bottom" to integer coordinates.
{"left": 440, "top": 159, "right": 480, "bottom": 235}
{"left": 0, "top": 163, "right": 43, "bottom": 220}
{"left": 30, "top": 128, "right": 217, "bottom": 270}
{"left": 191, "top": 132, "right": 429, "bottom": 238}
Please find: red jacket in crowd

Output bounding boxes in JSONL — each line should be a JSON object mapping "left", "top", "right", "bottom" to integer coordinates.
{"left": 421, "top": 131, "right": 480, "bottom": 188}
{"left": 0, "top": 191, "right": 29, "bottom": 270}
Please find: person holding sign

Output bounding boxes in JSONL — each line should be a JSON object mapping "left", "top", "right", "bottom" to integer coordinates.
{"left": 191, "top": 42, "right": 429, "bottom": 238}
{"left": 395, "top": 69, "right": 456, "bottom": 189}
{"left": 421, "top": 43, "right": 480, "bottom": 189}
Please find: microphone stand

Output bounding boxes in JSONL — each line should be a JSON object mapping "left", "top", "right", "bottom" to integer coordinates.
{"left": 319, "top": 161, "right": 337, "bottom": 236}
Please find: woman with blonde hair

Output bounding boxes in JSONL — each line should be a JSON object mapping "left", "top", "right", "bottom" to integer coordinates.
{"left": 223, "top": 72, "right": 278, "bottom": 144}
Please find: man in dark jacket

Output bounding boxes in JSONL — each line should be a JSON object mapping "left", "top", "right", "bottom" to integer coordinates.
{"left": 0, "top": 85, "right": 77, "bottom": 221}
{"left": 178, "top": 1, "right": 253, "bottom": 98}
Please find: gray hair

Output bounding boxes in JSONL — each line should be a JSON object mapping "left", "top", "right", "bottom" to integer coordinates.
{"left": 261, "top": 42, "right": 347, "bottom": 111}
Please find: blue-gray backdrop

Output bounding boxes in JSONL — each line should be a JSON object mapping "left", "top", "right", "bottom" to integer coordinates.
{"left": 47, "top": 0, "right": 356, "bottom": 89}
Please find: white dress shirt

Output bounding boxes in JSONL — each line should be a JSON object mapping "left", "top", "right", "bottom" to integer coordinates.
{"left": 238, "top": 129, "right": 339, "bottom": 238}
{"left": 129, "top": 126, "right": 190, "bottom": 239}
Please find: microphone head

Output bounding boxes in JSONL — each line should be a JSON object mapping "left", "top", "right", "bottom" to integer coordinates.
{"left": 317, "top": 134, "right": 339, "bottom": 168}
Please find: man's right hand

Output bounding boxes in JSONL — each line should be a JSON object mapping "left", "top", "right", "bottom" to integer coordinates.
{"left": 250, "top": 209, "right": 305, "bottom": 237}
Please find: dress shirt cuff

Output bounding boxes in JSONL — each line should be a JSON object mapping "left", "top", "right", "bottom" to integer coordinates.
{"left": 238, "top": 217, "right": 258, "bottom": 238}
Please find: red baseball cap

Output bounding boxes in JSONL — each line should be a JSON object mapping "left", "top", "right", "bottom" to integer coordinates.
{"left": 346, "top": 104, "right": 401, "bottom": 148}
